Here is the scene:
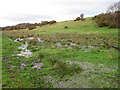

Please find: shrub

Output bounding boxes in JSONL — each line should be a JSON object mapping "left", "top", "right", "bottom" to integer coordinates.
{"left": 48, "top": 58, "right": 82, "bottom": 76}
{"left": 49, "top": 20, "right": 56, "bottom": 25}
{"left": 64, "top": 26, "right": 68, "bottom": 29}
{"left": 74, "top": 17, "right": 80, "bottom": 21}
{"left": 93, "top": 11, "right": 120, "bottom": 28}
{"left": 28, "top": 25, "right": 36, "bottom": 30}
{"left": 41, "top": 21, "right": 49, "bottom": 25}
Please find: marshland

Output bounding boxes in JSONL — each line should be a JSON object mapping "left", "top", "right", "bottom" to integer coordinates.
{"left": 1, "top": 0, "right": 120, "bottom": 88}
{"left": 1, "top": 16, "right": 119, "bottom": 88}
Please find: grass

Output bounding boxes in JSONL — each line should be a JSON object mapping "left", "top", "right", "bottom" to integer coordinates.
{"left": 0, "top": 31, "right": 2, "bottom": 89}
{"left": 2, "top": 17, "right": 118, "bottom": 88}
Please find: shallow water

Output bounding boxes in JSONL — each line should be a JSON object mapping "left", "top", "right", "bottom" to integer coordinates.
{"left": 70, "top": 42, "right": 76, "bottom": 46}
{"left": 17, "top": 41, "right": 33, "bottom": 58}
{"left": 14, "top": 38, "right": 24, "bottom": 42}
{"left": 37, "top": 37, "right": 44, "bottom": 42}
{"left": 32, "top": 62, "right": 44, "bottom": 70}
{"left": 26, "top": 37, "right": 34, "bottom": 40}
{"left": 57, "top": 42, "right": 62, "bottom": 47}
{"left": 13, "top": 37, "right": 98, "bottom": 55}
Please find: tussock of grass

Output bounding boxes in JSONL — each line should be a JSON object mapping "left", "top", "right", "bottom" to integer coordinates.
{"left": 48, "top": 58, "right": 82, "bottom": 76}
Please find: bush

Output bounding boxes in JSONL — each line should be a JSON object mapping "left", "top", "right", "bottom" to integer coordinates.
{"left": 41, "top": 21, "right": 49, "bottom": 25}
{"left": 74, "top": 17, "right": 80, "bottom": 21}
{"left": 48, "top": 58, "right": 82, "bottom": 76}
{"left": 74, "top": 17, "right": 85, "bottom": 21}
{"left": 49, "top": 20, "right": 56, "bottom": 25}
{"left": 93, "top": 11, "right": 120, "bottom": 28}
{"left": 64, "top": 26, "right": 68, "bottom": 28}
{"left": 28, "top": 25, "right": 36, "bottom": 30}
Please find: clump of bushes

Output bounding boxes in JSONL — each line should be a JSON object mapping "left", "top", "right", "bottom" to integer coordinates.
{"left": 64, "top": 26, "right": 68, "bottom": 28}
{"left": 41, "top": 20, "right": 56, "bottom": 25}
{"left": 74, "top": 17, "right": 85, "bottom": 21}
{"left": 28, "top": 25, "right": 36, "bottom": 30}
{"left": 93, "top": 11, "right": 119, "bottom": 28}
{"left": 49, "top": 20, "right": 56, "bottom": 25}
{"left": 74, "top": 17, "right": 80, "bottom": 21}
{"left": 74, "top": 13, "right": 85, "bottom": 21}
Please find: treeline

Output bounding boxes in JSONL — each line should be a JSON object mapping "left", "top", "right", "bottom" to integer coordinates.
{"left": 0, "top": 20, "right": 56, "bottom": 31}
{"left": 92, "top": 11, "right": 119, "bottom": 28}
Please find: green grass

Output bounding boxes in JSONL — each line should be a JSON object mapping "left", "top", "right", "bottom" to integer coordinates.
{"left": 0, "top": 31, "right": 2, "bottom": 89}
{"left": 2, "top": 17, "right": 118, "bottom": 88}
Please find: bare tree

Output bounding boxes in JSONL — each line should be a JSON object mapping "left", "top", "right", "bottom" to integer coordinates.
{"left": 106, "top": 1, "right": 120, "bottom": 13}
{"left": 106, "top": 1, "right": 120, "bottom": 21}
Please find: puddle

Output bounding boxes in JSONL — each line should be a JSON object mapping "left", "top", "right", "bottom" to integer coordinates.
{"left": 68, "top": 46, "right": 72, "bottom": 49}
{"left": 26, "top": 37, "right": 34, "bottom": 40}
{"left": 14, "top": 38, "right": 24, "bottom": 42}
{"left": 14, "top": 37, "right": 33, "bottom": 42}
{"left": 32, "top": 62, "right": 44, "bottom": 70}
{"left": 70, "top": 43, "right": 76, "bottom": 46}
{"left": 13, "top": 37, "right": 98, "bottom": 54}
{"left": 17, "top": 50, "right": 33, "bottom": 58}
{"left": 57, "top": 43, "right": 62, "bottom": 47}
{"left": 79, "top": 45, "right": 98, "bottom": 52}
{"left": 55, "top": 42, "right": 97, "bottom": 51}
{"left": 17, "top": 41, "right": 33, "bottom": 58}
{"left": 14, "top": 37, "right": 44, "bottom": 43}
{"left": 20, "top": 63, "right": 26, "bottom": 70}
{"left": 9, "top": 38, "right": 12, "bottom": 41}
{"left": 18, "top": 41, "right": 28, "bottom": 50}
{"left": 37, "top": 37, "right": 44, "bottom": 42}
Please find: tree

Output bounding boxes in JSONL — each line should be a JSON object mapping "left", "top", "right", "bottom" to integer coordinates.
{"left": 106, "top": 1, "right": 120, "bottom": 13}
{"left": 80, "top": 13, "right": 84, "bottom": 19}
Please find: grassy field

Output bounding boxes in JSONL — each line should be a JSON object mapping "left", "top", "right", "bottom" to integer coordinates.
{"left": 2, "top": 17, "right": 119, "bottom": 88}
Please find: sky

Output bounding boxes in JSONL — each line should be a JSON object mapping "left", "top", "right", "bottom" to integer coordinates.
{"left": 0, "top": 0, "right": 119, "bottom": 27}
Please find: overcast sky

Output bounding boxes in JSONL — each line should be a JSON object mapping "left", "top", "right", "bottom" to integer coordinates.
{"left": 0, "top": 0, "right": 119, "bottom": 27}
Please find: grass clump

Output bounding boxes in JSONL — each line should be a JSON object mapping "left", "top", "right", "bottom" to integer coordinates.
{"left": 48, "top": 58, "right": 82, "bottom": 76}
